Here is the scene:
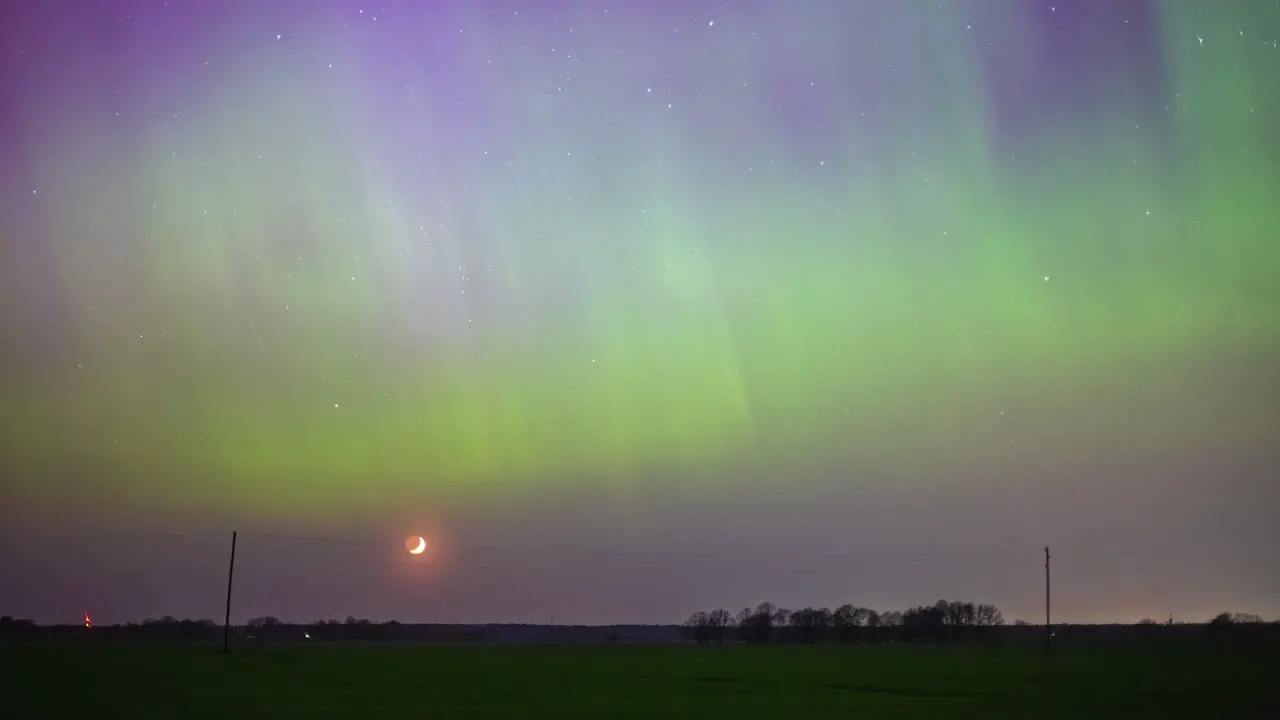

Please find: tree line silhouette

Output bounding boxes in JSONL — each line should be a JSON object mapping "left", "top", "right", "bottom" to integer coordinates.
{"left": 682, "top": 599, "right": 1006, "bottom": 644}
{"left": 2, "top": 608, "right": 1276, "bottom": 646}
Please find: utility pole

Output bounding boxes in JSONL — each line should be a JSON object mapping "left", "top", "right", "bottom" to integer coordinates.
{"left": 221, "top": 531, "right": 237, "bottom": 654}
{"left": 1044, "top": 545, "right": 1051, "bottom": 654}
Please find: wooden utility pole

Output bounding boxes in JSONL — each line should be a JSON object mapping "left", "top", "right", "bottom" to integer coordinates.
{"left": 1044, "top": 545, "right": 1052, "bottom": 653}
{"left": 221, "top": 531, "right": 237, "bottom": 654}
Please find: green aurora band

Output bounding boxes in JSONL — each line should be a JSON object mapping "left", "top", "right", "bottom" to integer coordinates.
{"left": 2, "top": 2, "right": 1276, "bottom": 521}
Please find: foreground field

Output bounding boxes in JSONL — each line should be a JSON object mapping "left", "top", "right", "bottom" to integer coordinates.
{"left": 11, "top": 642, "right": 1277, "bottom": 718}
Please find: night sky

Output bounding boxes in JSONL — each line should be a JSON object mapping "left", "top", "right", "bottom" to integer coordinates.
{"left": 1, "top": 0, "right": 1277, "bottom": 627}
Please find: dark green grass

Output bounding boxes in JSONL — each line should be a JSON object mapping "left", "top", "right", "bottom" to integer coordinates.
{"left": 10, "top": 643, "right": 1277, "bottom": 718}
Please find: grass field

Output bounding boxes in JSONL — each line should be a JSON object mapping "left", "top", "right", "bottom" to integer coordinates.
{"left": 11, "top": 642, "right": 1277, "bottom": 718}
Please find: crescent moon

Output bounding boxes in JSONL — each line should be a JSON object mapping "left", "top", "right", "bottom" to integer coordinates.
{"left": 407, "top": 536, "right": 426, "bottom": 554}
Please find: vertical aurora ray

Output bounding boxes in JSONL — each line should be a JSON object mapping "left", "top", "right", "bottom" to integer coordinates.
{"left": 1, "top": 0, "right": 1276, "bottom": 524}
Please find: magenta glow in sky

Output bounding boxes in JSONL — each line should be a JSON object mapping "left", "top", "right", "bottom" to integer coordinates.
{"left": 1, "top": 0, "right": 1277, "bottom": 626}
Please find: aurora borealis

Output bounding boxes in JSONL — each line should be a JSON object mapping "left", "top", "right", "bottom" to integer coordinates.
{"left": 1, "top": 1, "right": 1277, "bottom": 626}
